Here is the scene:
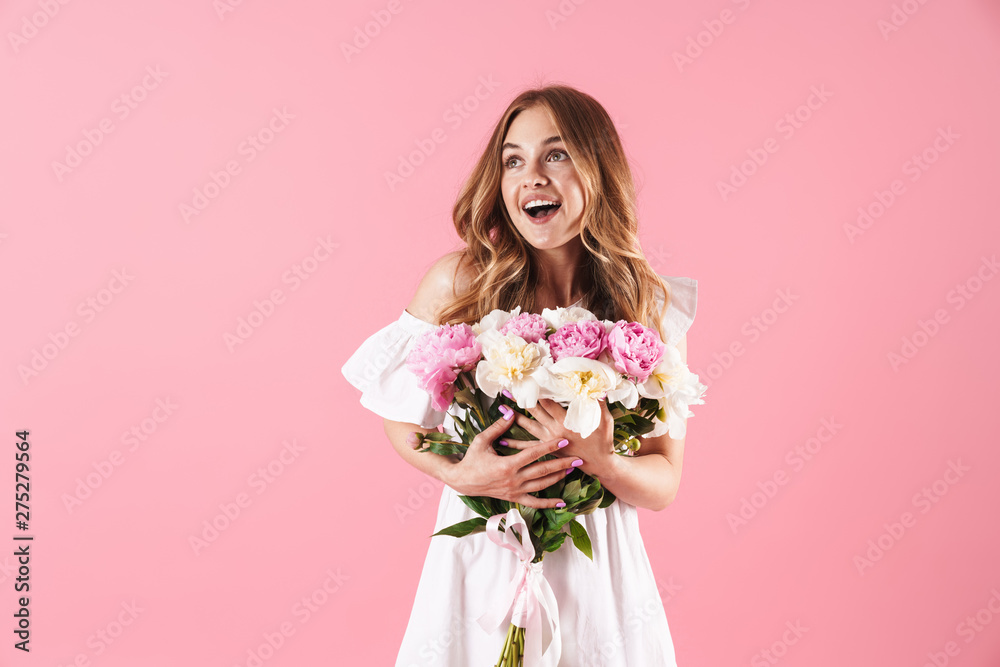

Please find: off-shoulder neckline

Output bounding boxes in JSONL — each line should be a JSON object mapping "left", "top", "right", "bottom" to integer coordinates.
{"left": 402, "top": 308, "right": 436, "bottom": 327}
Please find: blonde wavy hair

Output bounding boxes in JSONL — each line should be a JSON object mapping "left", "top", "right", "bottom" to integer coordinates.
{"left": 438, "top": 83, "right": 671, "bottom": 334}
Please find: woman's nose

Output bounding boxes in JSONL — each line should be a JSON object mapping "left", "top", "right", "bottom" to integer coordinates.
{"left": 522, "top": 161, "right": 548, "bottom": 186}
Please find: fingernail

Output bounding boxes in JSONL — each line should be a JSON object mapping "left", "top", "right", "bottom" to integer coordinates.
{"left": 572, "top": 459, "right": 584, "bottom": 467}
{"left": 499, "top": 439, "right": 508, "bottom": 446}
{"left": 502, "top": 389, "right": 513, "bottom": 399}
{"left": 565, "top": 468, "right": 573, "bottom": 475}
{"left": 557, "top": 439, "right": 569, "bottom": 448}
{"left": 499, "top": 405, "right": 514, "bottom": 420}
{"left": 556, "top": 501, "right": 567, "bottom": 508}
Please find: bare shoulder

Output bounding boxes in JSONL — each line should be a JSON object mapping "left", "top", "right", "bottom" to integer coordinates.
{"left": 406, "top": 250, "right": 475, "bottom": 325}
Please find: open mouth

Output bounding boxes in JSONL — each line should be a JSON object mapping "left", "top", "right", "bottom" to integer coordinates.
{"left": 523, "top": 200, "right": 562, "bottom": 219}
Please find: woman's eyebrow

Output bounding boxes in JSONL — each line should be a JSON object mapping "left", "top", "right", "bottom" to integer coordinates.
{"left": 501, "top": 135, "right": 563, "bottom": 152}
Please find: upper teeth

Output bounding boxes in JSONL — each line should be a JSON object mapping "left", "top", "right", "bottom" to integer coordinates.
{"left": 524, "top": 199, "right": 559, "bottom": 210}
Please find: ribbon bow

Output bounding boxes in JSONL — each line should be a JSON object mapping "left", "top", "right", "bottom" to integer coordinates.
{"left": 476, "top": 508, "right": 562, "bottom": 667}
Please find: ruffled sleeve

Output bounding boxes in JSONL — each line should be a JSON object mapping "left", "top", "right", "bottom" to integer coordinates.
{"left": 656, "top": 274, "right": 698, "bottom": 348}
{"left": 340, "top": 309, "right": 448, "bottom": 429}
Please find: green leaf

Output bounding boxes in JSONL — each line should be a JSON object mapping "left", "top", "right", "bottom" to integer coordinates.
{"left": 422, "top": 431, "right": 459, "bottom": 443}
{"left": 431, "top": 516, "right": 487, "bottom": 538}
{"left": 489, "top": 497, "right": 511, "bottom": 517}
{"left": 573, "top": 496, "right": 603, "bottom": 515}
{"left": 540, "top": 532, "right": 568, "bottom": 553}
{"left": 568, "top": 519, "right": 594, "bottom": 560}
{"left": 419, "top": 441, "right": 468, "bottom": 457}
{"left": 598, "top": 487, "right": 617, "bottom": 509}
{"left": 531, "top": 519, "right": 545, "bottom": 537}
{"left": 518, "top": 506, "right": 537, "bottom": 528}
{"left": 542, "top": 508, "right": 576, "bottom": 531}
{"left": 459, "top": 495, "right": 494, "bottom": 519}
{"left": 579, "top": 479, "right": 598, "bottom": 499}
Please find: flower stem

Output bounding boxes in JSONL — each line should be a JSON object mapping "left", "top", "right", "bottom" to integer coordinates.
{"left": 497, "top": 622, "right": 515, "bottom": 667}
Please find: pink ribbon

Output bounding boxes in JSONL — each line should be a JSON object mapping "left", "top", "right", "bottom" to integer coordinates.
{"left": 477, "top": 508, "right": 562, "bottom": 667}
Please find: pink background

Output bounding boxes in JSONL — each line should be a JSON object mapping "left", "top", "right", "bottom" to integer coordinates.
{"left": 2, "top": 0, "right": 999, "bottom": 665}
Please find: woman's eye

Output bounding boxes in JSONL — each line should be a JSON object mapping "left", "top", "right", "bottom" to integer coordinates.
{"left": 503, "top": 150, "right": 567, "bottom": 169}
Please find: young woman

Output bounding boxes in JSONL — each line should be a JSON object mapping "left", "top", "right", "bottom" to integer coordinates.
{"left": 342, "top": 84, "right": 698, "bottom": 666}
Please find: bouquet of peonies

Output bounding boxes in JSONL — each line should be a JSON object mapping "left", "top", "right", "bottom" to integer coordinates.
{"left": 405, "top": 303, "right": 706, "bottom": 667}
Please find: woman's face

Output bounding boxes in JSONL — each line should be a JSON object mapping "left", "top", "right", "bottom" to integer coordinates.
{"left": 500, "top": 105, "right": 587, "bottom": 250}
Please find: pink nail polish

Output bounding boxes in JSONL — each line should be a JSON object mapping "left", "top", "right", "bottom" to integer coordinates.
{"left": 502, "top": 389, "right": 513, "bottom": 399}
{"left": 556, "top": 501, "right": 567, "bottom": 508}
{"left": 499, "top": 439, "right": 508, "bottom": 446}
{"left": 572, "top": 459, "right": 583, "bottom": 467}
{"left": 499, "top": 405, "right": 513, "bottom": 420}
{"left": 565, "top": 468, "right": 572, "bottom": 475}
{"left": 558, "top": 439, "right": 569, "bottom": 447}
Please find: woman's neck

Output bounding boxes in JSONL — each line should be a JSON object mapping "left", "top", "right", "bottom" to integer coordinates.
{"left": 531, "top": 240, "right": 592, "bottom": 310}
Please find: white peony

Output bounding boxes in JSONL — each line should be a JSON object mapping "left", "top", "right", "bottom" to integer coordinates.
{"left": 472, "top": 306, "right": 521, "bottom": 336}
{"left": 640, "top": 345, "right": 708, "bottom": 439}
{"left": 474, "top": 328, "right": 552, "bottom": 409}
{"left": 540, "top": 305, "right": 600, "bottom": 331}
{"left": 606, "top": 374, "right": 639, "bottom": 409}
{"left": 540, "top": 357, "right": 621, "bottom": 438}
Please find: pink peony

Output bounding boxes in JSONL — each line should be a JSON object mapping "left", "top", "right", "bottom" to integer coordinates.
{"left": 406, "top": 323, "right": 482, "bottom": 411}
{"left": 605, "top": 320, "right": 666, "bottom": 384}
{"left": 498, "top": 312, "right": 549, "bottom": 343}
{"left": 548, "top": 320, "right": 606, "bottom": 362}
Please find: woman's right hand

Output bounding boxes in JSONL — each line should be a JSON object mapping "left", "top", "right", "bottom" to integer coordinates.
{"left": 443, "top": 412, "right": 578, "bottom": 509}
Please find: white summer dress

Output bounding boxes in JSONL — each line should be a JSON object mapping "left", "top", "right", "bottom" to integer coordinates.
{"left": 341, "top": 275, "right": 698, "bottom": 667}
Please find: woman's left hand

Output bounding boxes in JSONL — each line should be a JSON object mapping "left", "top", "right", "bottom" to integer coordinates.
{"left": 507, "top": 397, "right": 617, "bottom": 478}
